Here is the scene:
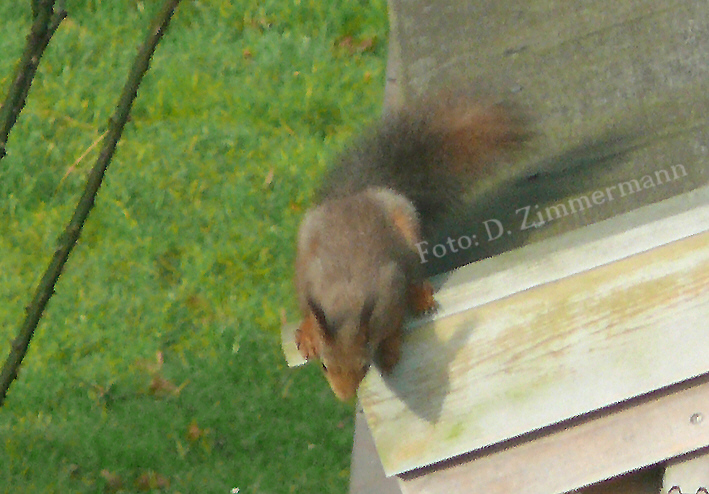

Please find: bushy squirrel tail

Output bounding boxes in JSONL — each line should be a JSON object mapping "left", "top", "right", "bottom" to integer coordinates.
{"left": 426, "top": 98, "right": 528, "bottom": 174}
{"left": 317, "top": 95, "right": 529, "bottom": 232}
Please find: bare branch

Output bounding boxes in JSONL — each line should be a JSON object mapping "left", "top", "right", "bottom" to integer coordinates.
{"left": 0, "top": 1, "right": 67, "bottom": 160}
{"left": 0, "top": 0, "right": 183, "bottom": 407}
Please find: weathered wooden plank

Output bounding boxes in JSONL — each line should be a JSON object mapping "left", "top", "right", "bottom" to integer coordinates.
{"left": 360, "top": 227, "right": 709, "bottom": 475}
{"left": 396, "top": 376, "right": 709, "bottom": 494}
{"left": 281, "top": 321, "right": 305, "bottom": 367}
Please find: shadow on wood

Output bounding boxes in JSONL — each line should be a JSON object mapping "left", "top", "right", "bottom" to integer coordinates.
{"left": 382, "top": 313, "right": 478, "bottom": 423}
{"left": 424, "top": 124, "right": 649, "bottom": 276}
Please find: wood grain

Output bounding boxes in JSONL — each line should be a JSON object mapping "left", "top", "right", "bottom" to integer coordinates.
{"left": 360, "top": 224, "right": 709, "bottom": 475}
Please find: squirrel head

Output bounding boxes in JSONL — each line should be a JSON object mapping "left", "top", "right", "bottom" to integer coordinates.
{"left": 294, "top": 191, "right": 416, "bottom": 400}
{"left": 308, "top": 296, "right": 374, "bottom": 401}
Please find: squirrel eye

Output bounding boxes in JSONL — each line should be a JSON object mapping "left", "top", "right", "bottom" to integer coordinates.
{"left": 321, "top": 362, "right": 328, "bottom": 372}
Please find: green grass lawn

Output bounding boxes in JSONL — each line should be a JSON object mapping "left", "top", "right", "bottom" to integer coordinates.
{"left": 0, "top": 0, "right": 388, "bottom": 492}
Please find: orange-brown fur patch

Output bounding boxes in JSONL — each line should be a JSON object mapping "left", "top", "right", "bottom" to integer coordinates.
{"left": 389, "top": 205, "right": 420, "bottom": 249}
{"left": 408, "top": 280, "right": 437, "bottom": 314}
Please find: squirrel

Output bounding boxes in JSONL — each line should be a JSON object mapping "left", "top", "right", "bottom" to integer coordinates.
{"left": 294, "top": 94, "right": 528, "bottom": 401}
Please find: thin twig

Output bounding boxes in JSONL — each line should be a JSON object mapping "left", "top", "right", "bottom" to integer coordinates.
{"left": 56, "top": 129, "right": 108, "bottom": 190}
{"left": 0, "top": 0, "right": 67, "bottom": 160}
{"left": 0, "top": 0, "right": 183, "bottom": 407}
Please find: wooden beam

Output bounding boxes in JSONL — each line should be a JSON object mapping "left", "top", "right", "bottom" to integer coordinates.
{"left": 397, "top": 376, "right": 709, "bottom": 494}
{"left": 360, "top": 222, "right": 709, "bottom": 475}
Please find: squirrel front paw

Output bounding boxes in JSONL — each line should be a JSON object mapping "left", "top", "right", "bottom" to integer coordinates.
{"left": 408, "top": 280, "right": 437, "bottom": 315}
{"left": 295, "top": 312, "right": 321, "bottom": 361}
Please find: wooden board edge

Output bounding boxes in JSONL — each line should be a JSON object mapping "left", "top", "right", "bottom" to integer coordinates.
{"left": 281, "top": 321, "right": 306, "bottom": 367}
{"left": 426, "top": 184, "right": 709, "bottom": 322}
{"left": 396, "top": 375, "right": 709, "bottom": 494}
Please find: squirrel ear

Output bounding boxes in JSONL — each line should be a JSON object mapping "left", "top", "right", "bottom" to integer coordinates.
{"left": 307, "top": 296, "right": 333, "bottom": 339}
